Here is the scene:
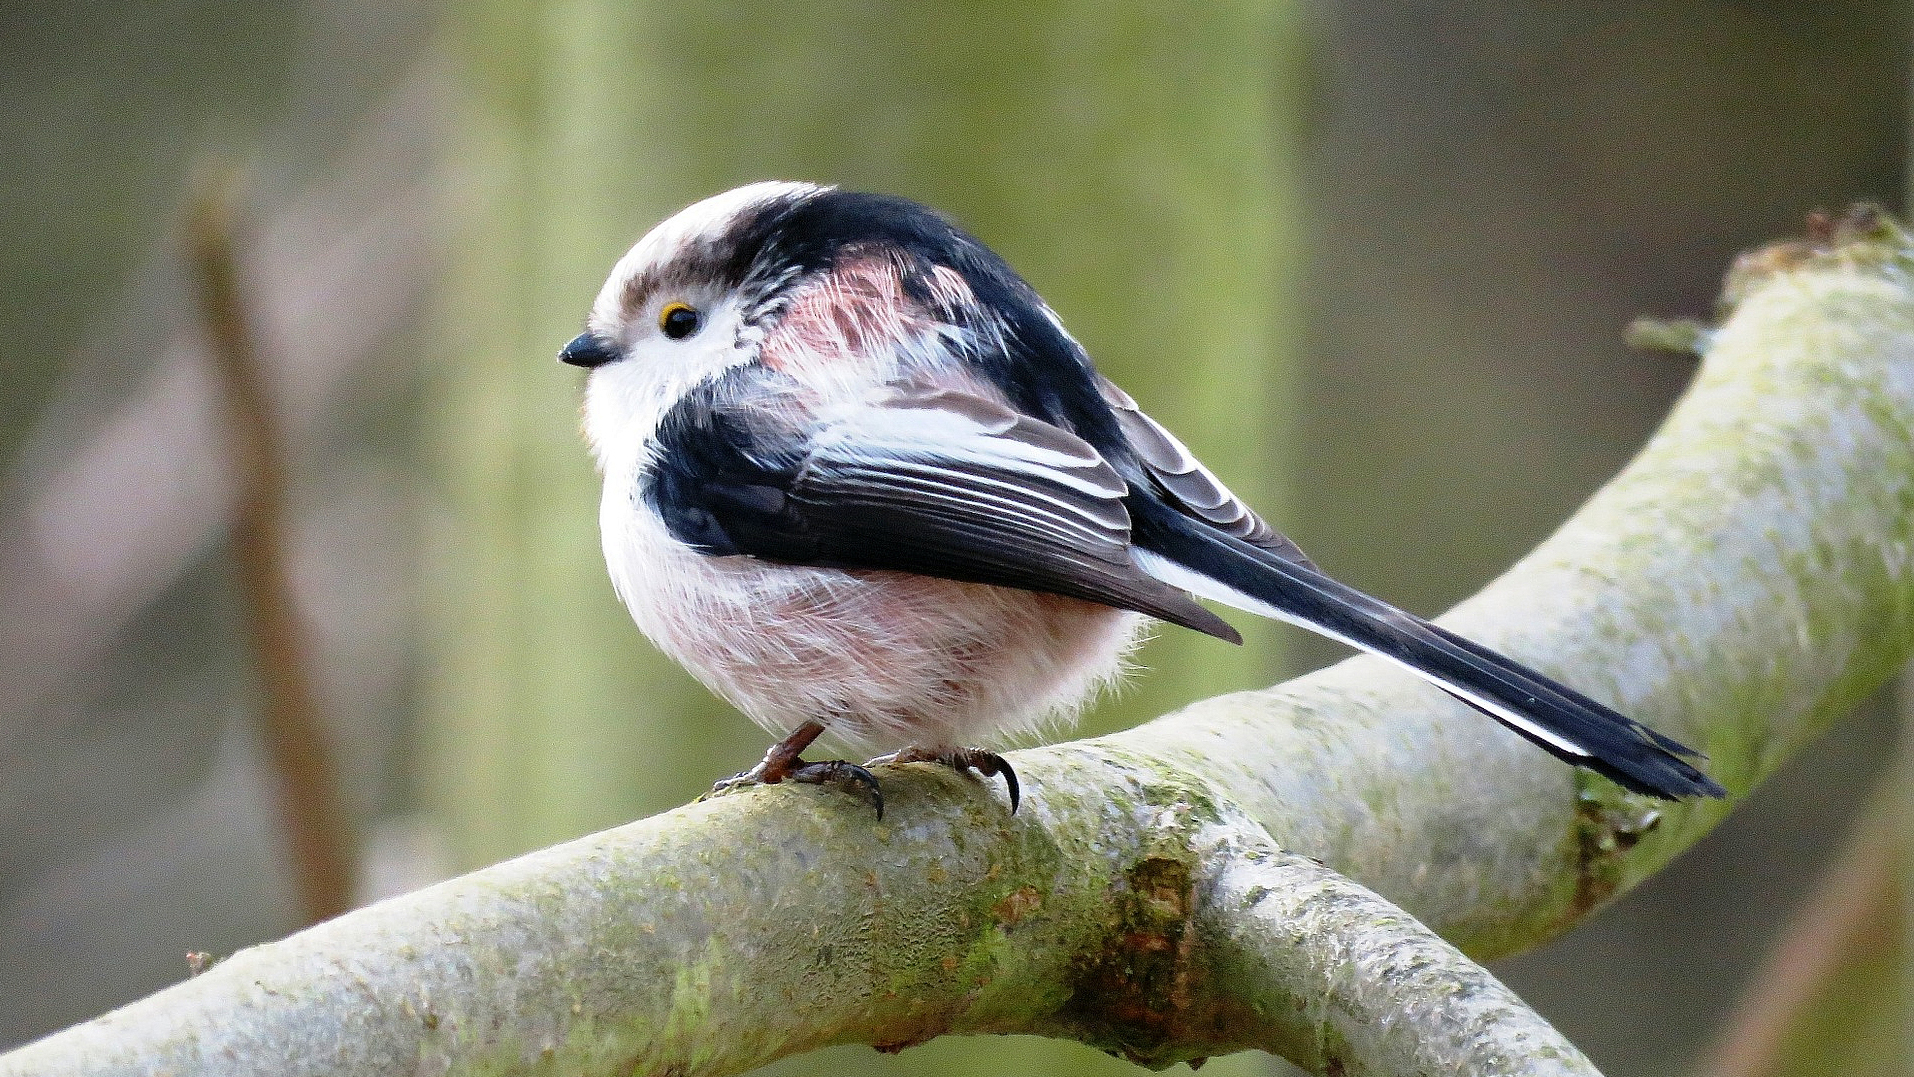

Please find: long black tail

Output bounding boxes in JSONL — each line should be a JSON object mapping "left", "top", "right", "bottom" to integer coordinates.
{"left": 1134, "top": 510, "right": 1725, "bottom": 800}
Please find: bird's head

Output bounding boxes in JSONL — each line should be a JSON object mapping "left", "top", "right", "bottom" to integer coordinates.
{"left": 559, "top": 181, "right": 819, "bottom": 370}
{"left": 561, "top": 181, "right": 1071, "bottom": 470}
{"left": 558, "top": 181, "right": 824, "bottom": 467}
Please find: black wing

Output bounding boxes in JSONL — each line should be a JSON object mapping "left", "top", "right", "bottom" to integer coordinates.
{"left": 1094, "top": 375, "right": 1316, "bottom": 569}
{"left": 643, "top": 364, "right": 1240, "bottom": 643}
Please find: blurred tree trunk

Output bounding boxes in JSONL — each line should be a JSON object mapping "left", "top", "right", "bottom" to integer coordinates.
{"left": 427, "top": 3, "right": 1302, "bottom": 1076}
{"left": 426, "top": 1, "right": 727, "bottom": 864}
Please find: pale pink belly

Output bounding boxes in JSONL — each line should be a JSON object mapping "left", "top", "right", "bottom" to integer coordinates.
{"left": 618, "top": 542, "right": 1145, "bottom": 753}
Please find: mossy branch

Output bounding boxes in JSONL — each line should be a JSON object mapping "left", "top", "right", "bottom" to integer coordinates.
{"left": 6, "top": 213, "right": 1912, "bottom": 1076}
{"left": 0, "top": 753, "right": 1593, "bottom": 1076}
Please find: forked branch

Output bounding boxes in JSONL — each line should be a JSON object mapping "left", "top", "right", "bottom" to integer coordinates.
{"left": 6, "top": 211, "right": 1911, "bottom": 1076}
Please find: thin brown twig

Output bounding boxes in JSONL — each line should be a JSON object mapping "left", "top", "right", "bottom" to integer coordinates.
{"left": 1692, "top": 774, "right": 1901, "bottom": 1077}
{"left": 188, "top": 170, "right": 355, "bottom": 924}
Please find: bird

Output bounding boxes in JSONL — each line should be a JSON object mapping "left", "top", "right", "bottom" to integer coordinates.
{"left": 560, "top": 181, "right": 1724, "bottom": 818}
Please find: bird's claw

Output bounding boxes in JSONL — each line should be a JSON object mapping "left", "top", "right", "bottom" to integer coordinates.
{"left": 787, "top": 759, "right": 884, "bottom": 819}
{"left": 866, "top": 746, "right": 1020, "bottom": 813}
{"left": 705, "top": 758, "right": 885, "bottom": 819}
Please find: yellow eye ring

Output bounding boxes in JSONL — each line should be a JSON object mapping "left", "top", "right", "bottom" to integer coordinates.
{"left": 659, "top": 301, "right": 703, "bottom": 340}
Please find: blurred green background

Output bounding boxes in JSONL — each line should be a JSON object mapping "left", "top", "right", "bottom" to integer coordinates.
{"left": 1, "top": 2, "right": 1906, "bottom": 1075}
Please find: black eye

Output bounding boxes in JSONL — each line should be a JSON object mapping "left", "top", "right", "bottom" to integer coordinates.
{"left": 659, "top": 301, "right": 703, "bottom": 340}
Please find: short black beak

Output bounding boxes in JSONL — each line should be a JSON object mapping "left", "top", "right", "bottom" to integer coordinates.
{"left": 558, "top": 332, "right": 619, "bottom": 369}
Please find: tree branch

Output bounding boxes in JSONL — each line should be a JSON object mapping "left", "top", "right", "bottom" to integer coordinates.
{"left": 6, "top": 213, "right": 1911, "bottom": 1075}
{"left": 1193, "top": 821, "right": 1597, "bottom": 1076}
{"left": 0, "top": 753, "right": 1592, "bottom": 1075}
{"left": 1124, "top": 211, "right": 1914, "bottom": 955}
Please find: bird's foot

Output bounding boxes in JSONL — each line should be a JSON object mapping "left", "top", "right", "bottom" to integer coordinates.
{"left": 705, "top": 721, "right": 884, "bottom": 818}
{"left": 865, "top": 745, "right": 1020, "bottom": 813}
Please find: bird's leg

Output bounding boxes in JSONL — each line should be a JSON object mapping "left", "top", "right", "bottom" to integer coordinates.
{"left": 741, "top": 720, "right": 826, "bottom": 783}
{"left": 865, "top": 745, "right": 1020, "bottom": 813}
{"left": 708, "top": 720, "right": 884, "bottom": 818}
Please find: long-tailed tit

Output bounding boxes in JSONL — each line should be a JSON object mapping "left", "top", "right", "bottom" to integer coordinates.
{"left": 561, "top": 181, "right": 1723, "bottom": 817}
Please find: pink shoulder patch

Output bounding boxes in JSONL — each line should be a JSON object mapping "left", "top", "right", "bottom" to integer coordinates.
{"left": 761, "top": 256, "right": 928, "bottom": 383}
